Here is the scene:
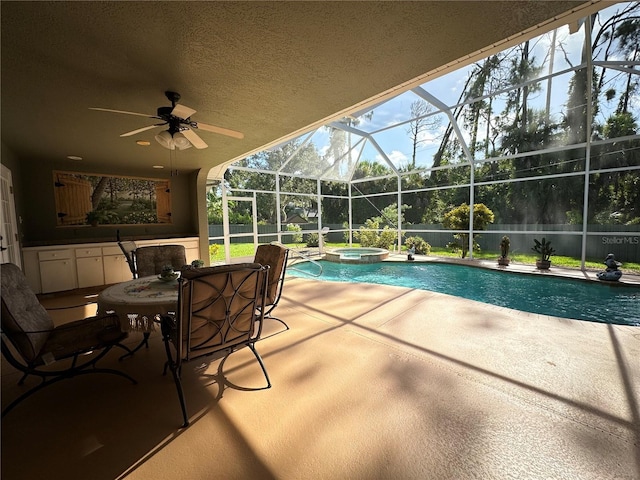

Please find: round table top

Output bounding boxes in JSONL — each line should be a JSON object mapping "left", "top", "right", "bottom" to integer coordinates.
{"left": 98, "top": 275, "right": 179, "bottom": 331}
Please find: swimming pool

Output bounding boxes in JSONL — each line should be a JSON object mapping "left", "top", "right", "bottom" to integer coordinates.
{"left": 288, "top": 261, "right": 640, "bottom": 326}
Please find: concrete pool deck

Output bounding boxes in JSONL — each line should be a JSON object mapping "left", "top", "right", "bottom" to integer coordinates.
{"left": 2, "top": 263, "right": 639, "bottom": 479}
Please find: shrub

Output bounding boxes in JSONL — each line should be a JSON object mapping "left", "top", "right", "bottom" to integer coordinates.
{"left": 285, "top": 223, "right": 303, "bottom": 244}
{"left": 442, "top": 203, "right": 494, "bottom": 258}
{"left": 305, "top": 232, "right": 327, "bottom": 247}
{"left": 209, "top": 243, "right": 220, "bottom": 261}
{"left": 354, "top": 219, "right": 399, "bottom": 249}
{"left": 405, "top": 236, "right": 431, "bottom": 255}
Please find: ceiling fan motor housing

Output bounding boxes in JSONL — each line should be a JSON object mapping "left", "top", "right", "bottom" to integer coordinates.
{"left": 157, "top": 106, "right": 174, "bottom": 118}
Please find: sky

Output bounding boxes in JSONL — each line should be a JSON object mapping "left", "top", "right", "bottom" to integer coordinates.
{"left": 247, "top": 2, "right": 638, "bottom": 180}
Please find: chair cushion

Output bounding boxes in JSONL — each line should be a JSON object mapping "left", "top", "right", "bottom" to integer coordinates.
{"left": 254, "top": 244, "right": 286, "bottom": 304}
{"left": 1, "top": 263, "right": 53, "bottom": 363}
{"left": 135, "top": 245, "right": 187, "bottom": 277}
{"left": 40, "top": 315, "right": 125, "bottom": 365}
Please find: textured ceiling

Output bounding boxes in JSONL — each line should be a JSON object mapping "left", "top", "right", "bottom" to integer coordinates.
{"left": 1, "top": 1, "right": 605, "bottom": 178}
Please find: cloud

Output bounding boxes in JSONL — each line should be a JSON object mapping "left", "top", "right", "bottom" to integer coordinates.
{"left": 376, "top": 149, "right": 408, "bottom": 166}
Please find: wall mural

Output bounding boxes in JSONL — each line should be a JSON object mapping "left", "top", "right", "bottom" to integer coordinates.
{"left": 53, "top": 171, "right": 172, "bottom": 226}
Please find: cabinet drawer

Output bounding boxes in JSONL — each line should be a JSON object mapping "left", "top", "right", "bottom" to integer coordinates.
{"left": 38, "top": 250, "right": 72, "bottom": 261}
{"left": 102, "top": 246, "right": 123, "bottom": 256}
{"left": 75, "top": 247, "right": 103, "bottom": 258}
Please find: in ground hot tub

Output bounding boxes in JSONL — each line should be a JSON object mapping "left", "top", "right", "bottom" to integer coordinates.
{"left": 325, "top": 247, "right": 389, "bottom": 264}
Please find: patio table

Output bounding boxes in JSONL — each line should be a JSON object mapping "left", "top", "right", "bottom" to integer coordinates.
{"left": 98, "top": 275, "right": 179, "bottom": 332}
{"left": 97, "top": 275, "right": 179, "bottom": 358}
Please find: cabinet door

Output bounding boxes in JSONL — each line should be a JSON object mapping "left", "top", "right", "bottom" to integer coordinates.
{"left": 77, "top": 256, "right": 104, "bottom": 288}
{"left": 103, "top": 254, "right": 131, "bottom": 284}
{"left": 40, "top": 259, "right": 75, "bottom": 293}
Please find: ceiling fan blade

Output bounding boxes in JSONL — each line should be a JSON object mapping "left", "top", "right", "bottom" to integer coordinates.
{"left": 171, "top": 104, "right": 196, "bottom": 119}
{"left": 120, "top": 124, "right": 164, "bottom": 137}
{"left": 89, "top": 107, "right": 158, "bottom": 119}
{"left": 181, "top": 128, "right": 208, "bottom": 149}
{"left": 193, "top": 121, "right": 244, "bottom": 139}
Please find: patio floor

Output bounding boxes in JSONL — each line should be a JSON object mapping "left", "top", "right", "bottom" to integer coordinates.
{"left": 2, "top": 264, "right": 639, "bottom": 479}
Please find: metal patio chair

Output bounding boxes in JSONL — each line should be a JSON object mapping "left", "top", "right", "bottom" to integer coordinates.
{"left": 1, "top": 263, "right": 136, "bottom": 417}
{"left": 160, "top": 263, "right": 271, "bottom": 428}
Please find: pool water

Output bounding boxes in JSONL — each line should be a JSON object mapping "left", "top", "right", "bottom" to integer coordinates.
{"left": 288, "top": 261, "right": 640, "bottom": 326}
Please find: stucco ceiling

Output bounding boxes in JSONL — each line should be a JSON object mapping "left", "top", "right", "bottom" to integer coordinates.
{"left": 1, "top": 1, "right": 607, "bottom": 178}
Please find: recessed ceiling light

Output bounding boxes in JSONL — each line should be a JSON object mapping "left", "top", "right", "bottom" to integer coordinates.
{"left": 152, "top": 165, "right": 164, "bottom": 169}
{"left": 136, "top": 140, "right": 151, "bottom": 146}
{"left": 67, "top": 155, "right": 83, "bottom": 160}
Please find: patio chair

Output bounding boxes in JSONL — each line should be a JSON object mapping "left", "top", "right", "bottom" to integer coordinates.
{"left": 116, "top": 230, "right": 138, "bottom": 278}
{"left": 160, "top": 263, "right": 271, "bottom": 428}
{"left": 253, "top": 243, "right": 290, "bottom": 330}
{"left": 135, "top": 244, "right": 187, "bottom": 277}
{"left": 0, "top": 263, "right": 136, "bottom": 417}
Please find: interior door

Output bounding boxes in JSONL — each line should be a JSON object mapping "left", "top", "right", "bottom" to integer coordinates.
{"left": 0, "top": 164, "right": 21, "bottom": 267}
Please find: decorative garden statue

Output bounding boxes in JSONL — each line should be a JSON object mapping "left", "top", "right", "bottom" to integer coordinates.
{"left": 596, "top": 253, "right": 623, "bottom": 282}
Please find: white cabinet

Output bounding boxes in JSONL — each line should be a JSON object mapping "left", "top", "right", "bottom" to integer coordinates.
{"left": 76, "top": 247, "right": 104, "bottom": 288}
{"left": 38, "top": 250, "right": 75, "bottom": 293}
{"left": 102, "top": 246, "right": 131, "bottom": 284}
{"left": 23, "top": 237, "right": 199, "bottom": 293}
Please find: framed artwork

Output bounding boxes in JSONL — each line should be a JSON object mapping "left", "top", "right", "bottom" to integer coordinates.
{"left": 53, "top": 171, "right": 172, "bottom": 226}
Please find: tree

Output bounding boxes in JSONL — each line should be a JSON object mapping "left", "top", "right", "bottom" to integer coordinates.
{"left": 405, "top": 100, "right": 441, "bottom": 169}
{"left": 442, "top": 203, "right": 495, "bottom": 258}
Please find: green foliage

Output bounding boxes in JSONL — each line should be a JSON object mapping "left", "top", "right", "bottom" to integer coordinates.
{"left": 206, "top": 189, "right": 223, "bottom": 224}
{"left": 604, "top": 112, "right": 637, "bottom": 138}
{"left": 305, "top": 233, "right": 320, "bottom": 247}
{"left": 354, "top": 218, "right": 398, "bottom": 249}
{"left": 405, "top": 236, "right": 431, "bottom": 255}
{"left": 342, "top": 222, "right": 351, "bottom": 243}
{"left": 285, "top": 223, "right": 303, "bottom": 244}
{"left": 208, "top": 244, "right": 220, "bottom": 261}
{"left": 352, "top": 203, "right": 408, "bottom": 250}
{"left": 531, "top": 237, "right": 556, "bottom": 261}
{"left": 442, "top": 203, "right": 495, "bottom": 258}
{"left": 305, "top": 232, "right": 327, "bottom": 248}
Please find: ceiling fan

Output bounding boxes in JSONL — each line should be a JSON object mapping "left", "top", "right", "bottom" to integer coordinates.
{"left": 90, "top": 91, "right": 244, "bottom": 150}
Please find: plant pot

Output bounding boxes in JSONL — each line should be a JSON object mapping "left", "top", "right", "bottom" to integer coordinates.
{"left": 497, "top": 257, "right": 510, "bottom": 266}
{"left": 536, "top": 260, "right": 551, "bottom": 270}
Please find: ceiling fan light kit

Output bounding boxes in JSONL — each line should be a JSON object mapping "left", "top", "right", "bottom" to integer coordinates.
{"left": 154, "top": 130, "right": 192, "bottom": 150}
{"left": 90, "top": 90, "right": 244, "bottom": 151}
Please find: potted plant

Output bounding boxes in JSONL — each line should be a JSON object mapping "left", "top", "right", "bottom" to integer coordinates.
{"left": 498, "top": 235, "right": 510, "bottom": 266}
{"left": 532, "top": 237, "right": 555, "bottom": 269}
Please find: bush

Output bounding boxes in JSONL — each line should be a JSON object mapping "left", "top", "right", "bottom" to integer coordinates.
{"left": 405, "top": 236, "right": 431, "bottom": 255}
{"left": 285, "top": 223, "right": 303, "bottom": 244}
{"left": 209, "top": 243, "right": 220, "bottom": 261}
{"left": 354, "top": 218, "right": 399, "bottom": 249}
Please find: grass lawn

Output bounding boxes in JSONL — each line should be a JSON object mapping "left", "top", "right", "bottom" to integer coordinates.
{"left": 211, "top": 242, "right": 640, "bottom": 275}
